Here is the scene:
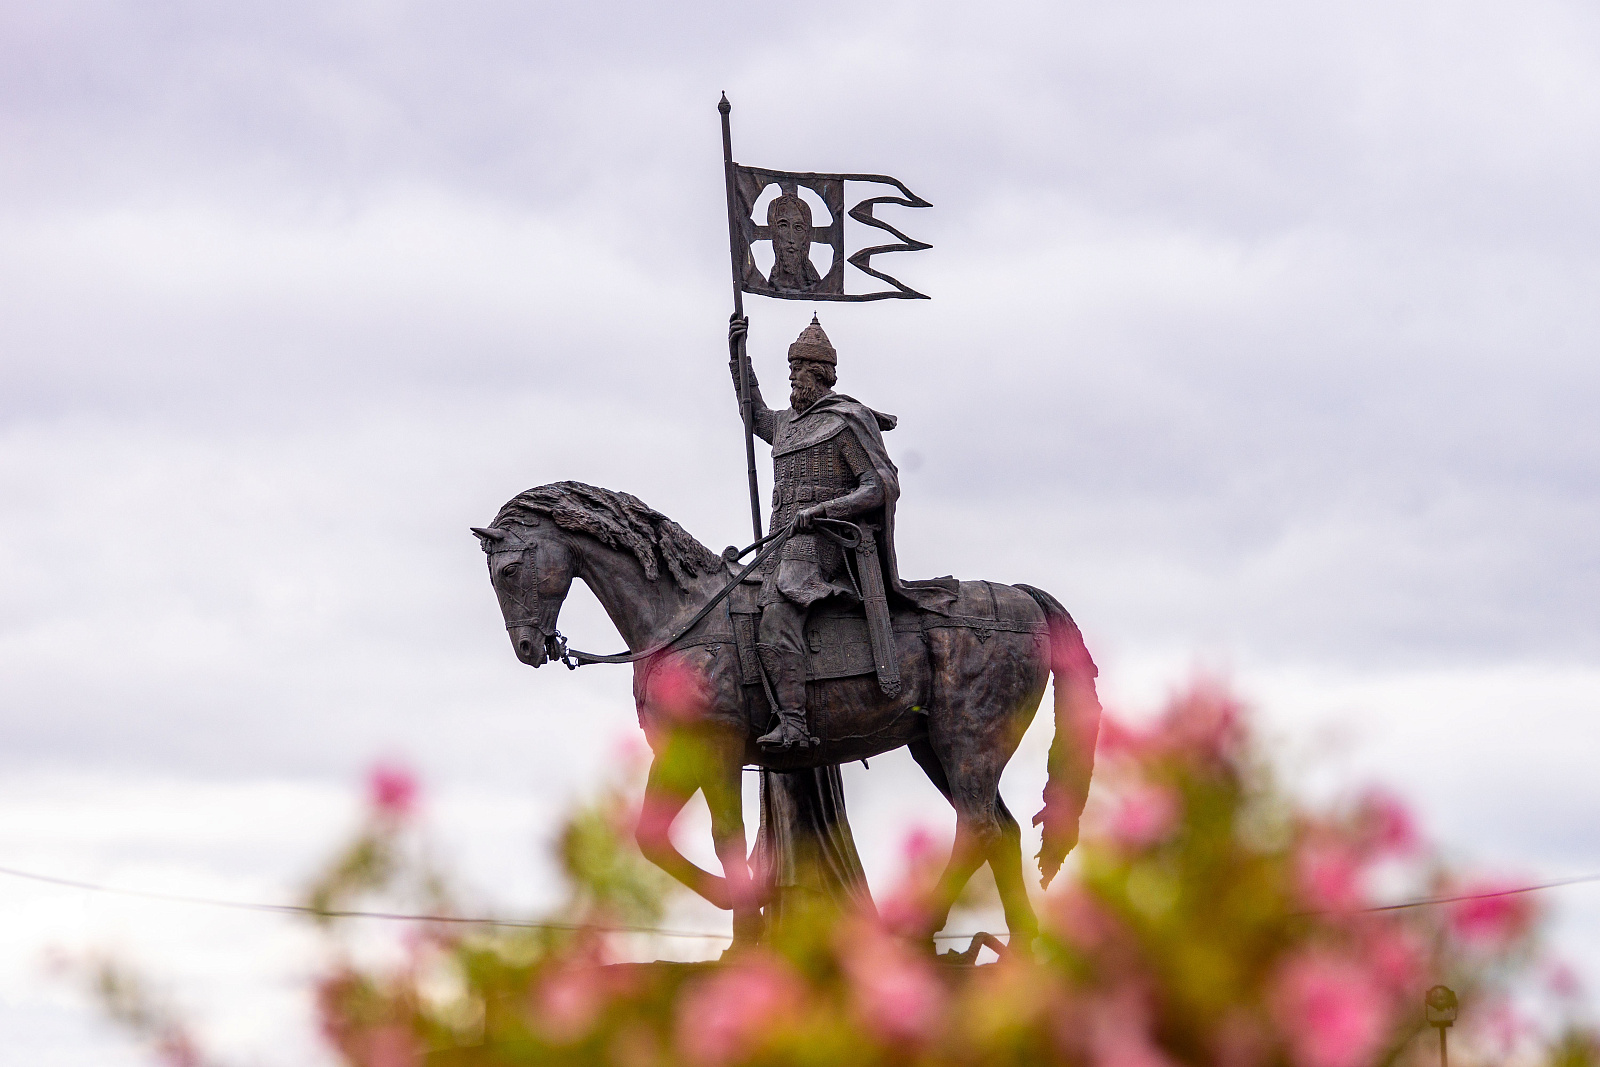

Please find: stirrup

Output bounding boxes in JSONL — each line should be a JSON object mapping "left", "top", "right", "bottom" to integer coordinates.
{"left": 757, "top": 708, "right": 816, "bottom": 750}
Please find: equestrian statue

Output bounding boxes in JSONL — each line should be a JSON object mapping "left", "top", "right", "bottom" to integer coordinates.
{"left": 472, "top": 315, "right": 1101, "bottom": 954}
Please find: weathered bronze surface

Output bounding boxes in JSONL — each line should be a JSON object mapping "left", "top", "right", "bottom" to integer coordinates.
{"left": 728, "top": 164, "right": 932, "bottom": 301}
{"left": 473, "top": 479, "right": 1101, "bottom": 952}
{"left": 720, "top": 92, "right": 931, "bottom": 304}
{"left": 473, "top": 98, "right": 1097, "bottom": 953}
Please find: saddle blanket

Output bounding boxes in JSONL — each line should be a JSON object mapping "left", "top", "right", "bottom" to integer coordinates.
{"left": 699, "top": 579, "right": 1048, "bottom": 686}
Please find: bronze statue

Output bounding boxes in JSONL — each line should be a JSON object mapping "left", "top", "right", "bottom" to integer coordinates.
{"left": 470, "top": 97, "right": 1098, "bottom": 955}
{"left": 473, "top": 478, "right": 1101, "bottom": 954}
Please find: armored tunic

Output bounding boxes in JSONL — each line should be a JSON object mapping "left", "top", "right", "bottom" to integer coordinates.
{"left": 753, "top": 394, "right": 884, "bottom": 607}
{"left": 731, "top": 354, "right": 959, "bottom": 617}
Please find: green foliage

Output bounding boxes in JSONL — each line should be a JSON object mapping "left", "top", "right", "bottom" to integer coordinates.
{"left": 93, "top": 687, "right": 1600, "bottom": 1067}
{"left": 555, "top": 785, "right": 675, "bottom": 927}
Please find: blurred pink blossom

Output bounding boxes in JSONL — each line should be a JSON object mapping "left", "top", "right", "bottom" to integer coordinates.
{"left": 901, "top": 825, "right": 940, "bottom": 866}
{"left": 1448, "top": 881, "right": 1537, "bottom": 947}
{"left": 1087, "top": 986, "right": 1178, "bottom": 1067}
{"left": 609, "top": 733, "right": 652, "bottom": 774}
{"left": 1043, "top": 884, "right": 1123, "bottom": 954}
{"left": 648, "top": 656, "right": 709, "bottom": 723}
{"left": 1356, "top": 789, "right": 1418, "bottom": 856}
{"left": 1212, "top": 1010, "right": 1270, "bottom": 1067}
{"left": 1547, "top": 961, "right": 1583, "bottom": 1000}
{"left": 367, "top": 763, "right": 418, "bottom": 820}
{"left": 534, "top": 962, "right": 608, "bottom": 1043}
{"left": 361, "top": 1024, "right": 420, "bottom": 1067}
{"left": 875, "top": 828, "right": 943, "bottom": 935}
{"left": 1294, "top": 841, "right": 1366, "bottom": 911}
{"left": 1364, "top": 925, "right": 1424, "bottom": 992}
{"left": 1096, "top": 715, "right": 1148, "bottom": 759}
{"left": 155, "top": 1031, "right": 201, "bottom": 1067}
{"left": 675, "top": 954, "right": 805, "bottom": 1066}
{"left": 842, "top": 930, "right": 948, "bottom": 1044}
{"left": 1159, "top": 681, "right": 1244, "bottom": 765}
{"left": 1107, "top": 782, "right": 1180, "bottom": 849}
{"left": 1477, "top": 998, "right": 1532, "bottom": 1057}
{"left": 1273, "top": 950, "right": 1389, "bottom": 1067}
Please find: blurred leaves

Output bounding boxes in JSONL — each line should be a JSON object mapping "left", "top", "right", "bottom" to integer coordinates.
{"left": 92, "top": 686, "right": 1600, "bottom": 1067}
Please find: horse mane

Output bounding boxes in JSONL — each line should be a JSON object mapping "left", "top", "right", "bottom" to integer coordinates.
{"left": 492, "top": 481, "right": 723, "bottom": 591}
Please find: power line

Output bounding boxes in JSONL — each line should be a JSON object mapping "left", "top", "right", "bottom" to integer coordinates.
{"left": 4, "top": 862, "right": 1598, "bottom": 942}
{"left": 1303, "top": 872, "right": 1600, "bottom": 916}
{"left": 0, "top": 864, "right": 730, "bottom": 939}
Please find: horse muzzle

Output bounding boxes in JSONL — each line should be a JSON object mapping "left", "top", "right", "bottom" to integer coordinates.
{"left": 510, "top": 626, "right": 571, "bottom": 669}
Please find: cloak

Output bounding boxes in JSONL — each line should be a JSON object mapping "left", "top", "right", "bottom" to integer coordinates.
{"left": 771, "top": 392, "right": 958, "bottom": 616}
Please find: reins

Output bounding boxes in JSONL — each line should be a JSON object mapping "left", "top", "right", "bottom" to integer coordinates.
{"left": 493, "top": 517, "right": 861, "bottom": 670}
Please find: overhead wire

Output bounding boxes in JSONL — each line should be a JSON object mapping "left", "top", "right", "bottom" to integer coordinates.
{"left": 4, "top": 863, "right": 1599, "bottom": 942}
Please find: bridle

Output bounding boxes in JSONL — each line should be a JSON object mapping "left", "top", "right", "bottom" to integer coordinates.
{"left": 482, "top": 516, "right": 862, "bottom": 670}
{"left": 486, "top": 539, "right": 573, "bottom": 668}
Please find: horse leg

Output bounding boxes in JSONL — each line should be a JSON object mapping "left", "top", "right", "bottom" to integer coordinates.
{"left": 635, "top": 753, "right": 732, "bottom": 909}
{"left": 908, "top": 739, "right": 987, "bottom": 946}
{"left": 925, "top": 716, "right": 1039, "bottom": 954}
{"left": 700, "top": 740, "right": 764, "bottom": 947}
{"left": 986, "top": 796, "right": 1039, "bottom": 957}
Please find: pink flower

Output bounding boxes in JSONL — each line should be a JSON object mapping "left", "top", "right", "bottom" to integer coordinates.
{"left": 533, "top": 962, "right": 609, "bottom": 1043}
{"left": 1213, "top": 1010, "right": 1270, "bottom": 1067}
{"left": 1476, "top": 999, "right": 1530, "bottom": 1056}
{"left": 1107, "top": 782, "right": 1180, "bottom": 849}
{"left": 1447, "top": 880, "right": 1536, "bottom": 947}
{"left": 1087, "top": 986, "right": 1178, "bottom": 1067}
{"left": 1364, "top": 925, "right": 1425, "bottom": 992}
{"left": 1547, "top": 961, "right": 1582, "bottom": 1000}
{"left": 1273, "top": 950, "right": 1390, "bottom": 1067}
{"left": 362, "top": 1024, "right": 420, "bottom": 1067}
{"left": 675, "top": 954, "right": 805, "bottom": 1065}
{"left": 647, "top": 656, "right": 709, "bottom": 723}
{"left": 367, "top": 762, "right": 418, "bottom": 820}
{"left": 900, "top": 825, "right": 940, "bottom": 867}
{"left": 1356, "top": 790, "right": 1418, "bottom": 856}
{"left": 875, "top": 828, "right": 943, "bottom": 936}
{"left": 1294, "top": 841, "right": 1366, "bottom": 911}
{"left": 1096, "top": 715, "right": 1149, "bottom": 759}
{"left": 1043, "top": 884, "right": 1123, "bottom": 954}
{"left": 841, "top": 930, "right": 948, "bottom": 1043}
{"left": 155, "top": 1030, "right": 201, "bottom": 1067}
{"left": 1159, "top": 680, "right": 1245, "bottom": 765}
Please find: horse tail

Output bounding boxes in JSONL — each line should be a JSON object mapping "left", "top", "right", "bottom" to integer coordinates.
{"left": 1015, "top": 584, "right": 1101, "bottom": 889}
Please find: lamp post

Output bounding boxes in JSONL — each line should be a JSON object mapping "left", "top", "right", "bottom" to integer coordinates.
{"left": 1426, "top": 985, "right": 1459, "bottom": 1067}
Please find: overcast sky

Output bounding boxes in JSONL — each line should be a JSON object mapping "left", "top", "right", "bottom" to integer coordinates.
{"left": 3, "top": 0, "right": 1600, "bottom": 1061}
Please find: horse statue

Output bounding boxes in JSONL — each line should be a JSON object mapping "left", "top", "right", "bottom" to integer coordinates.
{"left": 473, "top": 481, "right": 1101, "bottom": 953}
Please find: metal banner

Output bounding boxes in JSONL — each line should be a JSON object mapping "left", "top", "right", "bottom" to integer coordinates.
{"left": 729, "top": 164, "right": 931, "bottom": 302}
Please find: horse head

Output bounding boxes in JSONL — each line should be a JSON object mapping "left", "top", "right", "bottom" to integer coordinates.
{"left": 471, "top": 519, "right": 576, "bottom": 668}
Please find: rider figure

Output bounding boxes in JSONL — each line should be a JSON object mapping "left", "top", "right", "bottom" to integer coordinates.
{"left": 730, "top": 311, "right": 954, "bottom": 749}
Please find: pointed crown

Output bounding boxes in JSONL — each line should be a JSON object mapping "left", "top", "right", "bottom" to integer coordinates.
{"left": 787, "top": 314, "right": 836, "bottom": 365}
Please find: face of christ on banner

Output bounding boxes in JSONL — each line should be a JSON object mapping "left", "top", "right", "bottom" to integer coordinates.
{"left": 765, "top": 192, "right": 822, "bottom": 293}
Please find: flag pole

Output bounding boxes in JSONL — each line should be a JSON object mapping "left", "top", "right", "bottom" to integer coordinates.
{"left": 720, "top": 92, "right": 764, "bottom": 542}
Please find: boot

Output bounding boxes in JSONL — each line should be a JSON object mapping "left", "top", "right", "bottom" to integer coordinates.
{"left": 758, "top": 707, "right": 813, "bottom": 750}
{"left": 756, "top": 645, "right": 817, "bottom": 749}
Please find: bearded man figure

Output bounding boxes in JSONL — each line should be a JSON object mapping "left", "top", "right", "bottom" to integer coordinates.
{"left": 728, "top": 313, "right": 956, "bottom": 749}
{"left": 764, "top": 192, "right": 822, "bottom": 293}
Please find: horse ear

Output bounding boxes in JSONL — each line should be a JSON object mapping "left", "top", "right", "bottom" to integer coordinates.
{"left": 471, "top": 526, "right": 507, "bottom": 544}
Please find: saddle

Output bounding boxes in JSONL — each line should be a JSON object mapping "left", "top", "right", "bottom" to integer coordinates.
{"left": 719, "top": 577, "right": 1046, "bottom": 686}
